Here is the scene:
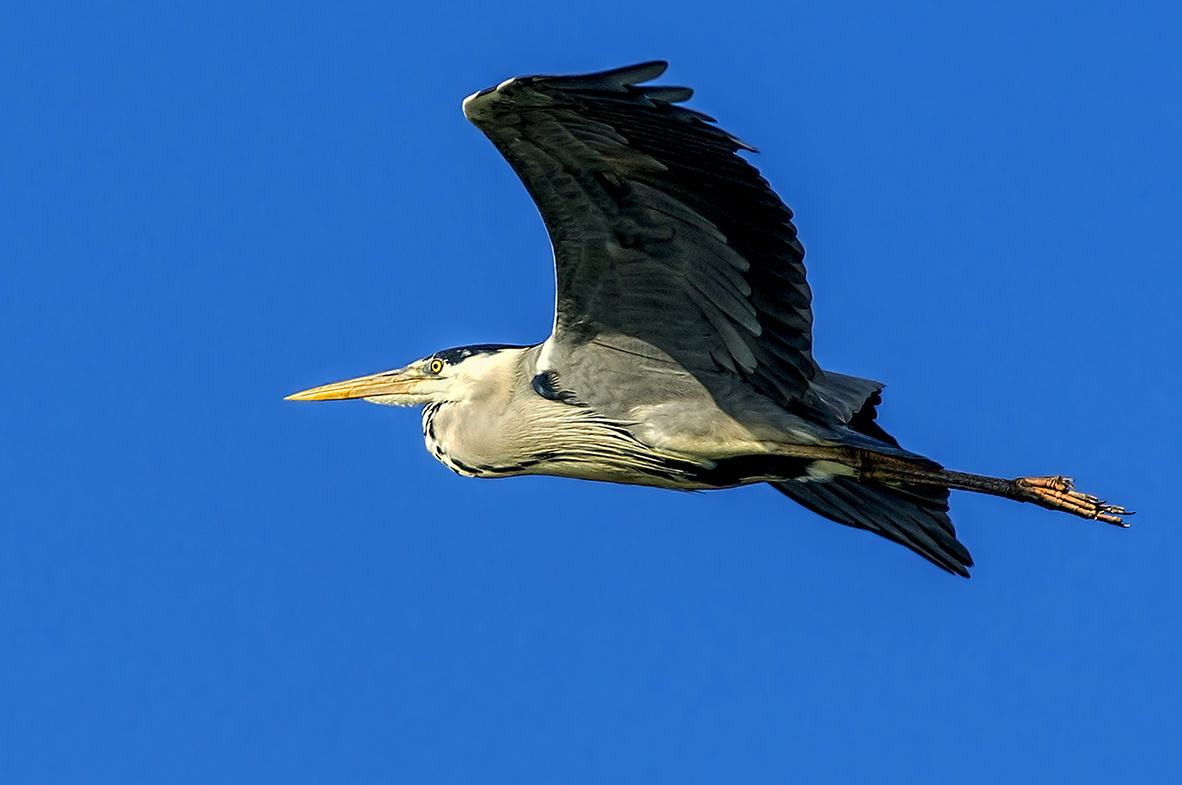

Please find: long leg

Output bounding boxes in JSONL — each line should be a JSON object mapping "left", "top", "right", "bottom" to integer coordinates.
{"left": 858, "top": 454, "right": 1131, "bottom": 526}
{"left": 764, "top": 443, "right": 1129, "bottom": 525}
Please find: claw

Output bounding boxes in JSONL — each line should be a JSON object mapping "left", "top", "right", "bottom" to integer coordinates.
{"left": 1016, "top": 475, "right": 1131, "bottom": 527}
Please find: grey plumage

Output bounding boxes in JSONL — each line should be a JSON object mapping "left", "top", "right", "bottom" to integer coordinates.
{"left": 289, "top": 62, "right": 1128, "bottom": 577}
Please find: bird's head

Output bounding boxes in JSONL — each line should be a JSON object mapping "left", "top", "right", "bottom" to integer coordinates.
{"left": 285, "top": 344, "right": 524, "bottom": 407}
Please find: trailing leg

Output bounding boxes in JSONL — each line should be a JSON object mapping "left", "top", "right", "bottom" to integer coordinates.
{"left": 855, "top": 453, "right": 1131, "bottom": 526}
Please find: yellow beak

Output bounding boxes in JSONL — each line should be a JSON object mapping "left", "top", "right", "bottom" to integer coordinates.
{"left": 285, "top": 369, "right": 422, "bottom": 402}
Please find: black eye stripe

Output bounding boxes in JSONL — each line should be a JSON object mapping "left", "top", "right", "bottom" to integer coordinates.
{"left": 430, "top": 344, "right": 523, "bottom": 365}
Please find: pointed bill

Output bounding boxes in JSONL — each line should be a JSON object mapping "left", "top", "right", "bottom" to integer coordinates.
{"left": 285, "top": 369, "right": 421, "bottom": 402}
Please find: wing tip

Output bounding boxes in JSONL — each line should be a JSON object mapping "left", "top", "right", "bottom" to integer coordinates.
{"left": 461, "top": 85, "right": 494, "bottom": 121}
{"left": 463, "top": 60, "right": 674, "bottom": 120}
{"left": 606, "top": 59, "right": 669, "bottom": 85}
{"left": 773, "top": 478, "right": 974, "bottom": 577}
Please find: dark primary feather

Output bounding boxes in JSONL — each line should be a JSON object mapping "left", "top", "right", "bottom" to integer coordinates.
{"left": 773, "top": 479, "right": 973, "bottom": 576}
{"left": 463, "top": 61, "right": 819, "bottom": 404}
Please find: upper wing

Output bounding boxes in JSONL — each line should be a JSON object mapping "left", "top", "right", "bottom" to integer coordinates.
{"left": 463, "top": 61, "right": 818, "bottom": 404}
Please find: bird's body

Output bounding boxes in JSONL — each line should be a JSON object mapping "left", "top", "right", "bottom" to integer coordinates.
{"left": 418, "top": 343, "right": 802, "bottom": 489}
{"left": 417, "top": 341, "right": 891, "bottom": 490}
{"left": 289, "top": 62, "right": 1127, "bottom": 576}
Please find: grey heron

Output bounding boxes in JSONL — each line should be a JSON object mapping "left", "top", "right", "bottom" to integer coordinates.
{"left": 288, "top": 62, "right": 1127, "bottom": 576}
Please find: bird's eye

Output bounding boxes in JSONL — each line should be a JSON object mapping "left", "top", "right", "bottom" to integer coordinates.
{"left": 428, "top": 359, "right": 445, "bottom": 374}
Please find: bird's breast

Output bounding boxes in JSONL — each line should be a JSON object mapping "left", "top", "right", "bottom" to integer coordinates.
{"left": 422, "top": 402, "right": 502, "bottom": 478}
{"left": 420, "top": 397, "right": 716, "bottom": 488}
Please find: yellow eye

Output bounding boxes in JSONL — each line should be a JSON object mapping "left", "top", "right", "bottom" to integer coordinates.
{"left": 428, "top": 359, "right": 444, "bottom": 374}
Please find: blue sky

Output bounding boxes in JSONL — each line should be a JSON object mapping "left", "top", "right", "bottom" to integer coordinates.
{"left": 2, "top": 1, "right": 1180, "bottom": 782}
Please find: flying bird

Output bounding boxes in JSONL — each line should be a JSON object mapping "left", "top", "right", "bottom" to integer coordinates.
{"left": 288, "top": 62, "right": 1127, "bottom": 576}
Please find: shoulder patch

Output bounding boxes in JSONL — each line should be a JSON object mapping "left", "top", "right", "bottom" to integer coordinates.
{"left": 531, "top": 371, "right": 579, "bottom": 404}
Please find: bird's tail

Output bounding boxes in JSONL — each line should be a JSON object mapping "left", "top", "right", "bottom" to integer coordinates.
{"left": 771, "top": 476, "right": 974, "bottom": 576}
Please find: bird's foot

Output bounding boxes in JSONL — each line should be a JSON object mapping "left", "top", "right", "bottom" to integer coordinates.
{"left": 1015, "top": 475, "right": 1131, "bottom": 526}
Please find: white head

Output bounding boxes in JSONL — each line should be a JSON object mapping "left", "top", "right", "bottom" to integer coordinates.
{"left": 286, "top": 344, "right": 525, "bottom": 407}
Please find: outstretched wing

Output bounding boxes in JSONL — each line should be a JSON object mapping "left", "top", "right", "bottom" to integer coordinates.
{"left": 463, "top": 61, "right": 818, "bottom": 404}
